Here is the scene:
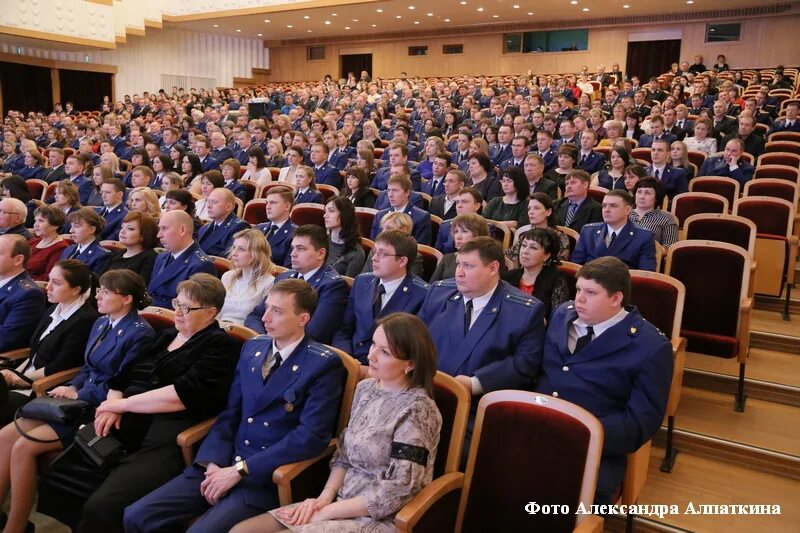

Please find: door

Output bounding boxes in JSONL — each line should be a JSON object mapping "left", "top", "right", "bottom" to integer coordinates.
{"left": 340, "top": 54, "right": 372, "bottom": 81}
{"left": 626, "top": 40, "right": 681, "bottom": 83}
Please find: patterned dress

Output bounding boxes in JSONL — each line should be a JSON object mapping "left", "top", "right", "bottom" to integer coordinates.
{"left": 272, "top": 378, "right": 442, "bottom": 532}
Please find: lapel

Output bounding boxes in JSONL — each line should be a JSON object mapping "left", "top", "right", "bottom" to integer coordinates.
{"left": 151, "top": 244, "right": 196, "bottom": 288}
{"left": 78, "top": 241, "right": 101, "bottom": 262}
{"left": 444, "top": 287, "right": 503, "bottom": 373}
{"left": 382, "top": 273, "right": 414, "bottom": 315}
{"left": 565, "top": 307, "right": 640, "bottom": 363}
{"left": 253, "top": 339, "right": 309, "bottom": 409}
{"left": 0, "top": 272, "right": 24, "bottom": 302}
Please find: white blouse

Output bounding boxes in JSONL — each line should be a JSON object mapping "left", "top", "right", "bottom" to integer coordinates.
{"left": 218, "top": 269, "right": 275, "bottom": 325}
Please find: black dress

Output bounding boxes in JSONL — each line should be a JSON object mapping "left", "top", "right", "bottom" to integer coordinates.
{"left": 101, "top": 248, "right": 158, "bottom": 284}
{"left": 38, "top": 322, "right": 240, "bottom": 532}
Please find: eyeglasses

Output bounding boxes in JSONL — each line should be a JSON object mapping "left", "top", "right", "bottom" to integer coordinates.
{"left": 171, "top": 299, "right": 210, "bottom": 315}
{"left": 96, "top": 287, "right": 120, "bottom": 297}
{"left": 373, "top": 251, "right": 399, "bottom": 260}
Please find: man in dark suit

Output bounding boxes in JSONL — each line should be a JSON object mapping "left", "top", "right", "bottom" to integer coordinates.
{"left": 572, "top": 190, "right": 657, "bottom": 271}
{"left": 308, "top": 142, "right": 342, "bottom": 188}
{"left": 96, "top": 178, "right": 129, "bottom": 241}
{"left": 499, "top": 136, "right": 529, "bottom": 173}
{"left": 124, "top": 279, "right": 345, "bottom": 533}
{"left": 245, "top": 225, "right": 349, "bottom": 344}
{"left": 577, "top": 130, "right": 605, "bottom": 174}
{"left": 710, "top": 101, "right": 738, "bottom": 141}
{"left": 535, "top": 257, "right": 672, "bottom": 504}
{"left": 646, "top": 139, "right": 688, "bottom": 201}
{"left": 721, "top": 115, "right": 765, "bottom": 159}
{"left": 256, "top": 187, "right": 297, "bottom": 267}
{"left": 148, "top": 211, "right": 216, "bottom": 309}
{"left": 489, "top": 125, "right": 514, "bottom": 167}
{"left": 554, "top": 169, "right": 603, "bottom": 232}
{"left": 421, "top": 152, "right": 450, "bottom": 198}
{"left": 372, "top": 143, "right": 422, "bottom": 192}
{"left": 197, "top": 188, "right": 250, "bottom": 257}
{"left": 0, "top": 198, "right": 32, "bottom": 240}
{"left": 371, "top": 175, "right": 432, "bottom": 245}
{"left": 698, "top": 138, "right": 755, "bottom": 187}
{"left": 637, "top": 117, "right": 677, "bottom": 149}
{"left": 0, "top": 235, "right": 47, "bottom": 353}
{"left": 429, "top": 169, "right": 466, "bottom": 221}
{"left": 534, "top": 130, "right": 559, "bottom": 172}
{"left": 209, "top": 132, "right": 235, "bottom": 163}
{"left": 525, "top": 154, "right": 559, "bottom": 200}
{"left": 47, "top": 154, "right": 93, "bottom": 205}
{"left": 194, "top": 136, "right": 220, "bottom": 172}
{"left": 43, "top": 148, "right": 67, "bottom": 183}
{"left": 333, "top": 230, "right": 428, "bottom": 365}
{"left": 772, "top": 101, "right": 800, "bottom": 132}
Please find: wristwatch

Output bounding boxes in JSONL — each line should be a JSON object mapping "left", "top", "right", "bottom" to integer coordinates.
{"left": 235, "top": 460, "right": 249, "bottom": 477}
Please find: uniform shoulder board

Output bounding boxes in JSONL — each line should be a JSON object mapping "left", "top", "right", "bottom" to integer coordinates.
{"left": 434, "top": 279, "right": 457, "bottom": 288}
{"left": 195, "top": 251, "right": 212, "bottom": 262}
{"left": 253, "top": 334, "right": 270, "bottom": 341}
{"left": 307, "top": 342, "right": 333, "bottom": 358}
{"left": 584, "top": 222, "right": 603, "bottom": 229}
{"left": 324, "top": 270, "right": 342, "bottom": 280}
{"left": 504, "top": 292, "right": 536, "bottom": 307}
{"left": 412, "top": 277, "right": 430, "bottom": 290}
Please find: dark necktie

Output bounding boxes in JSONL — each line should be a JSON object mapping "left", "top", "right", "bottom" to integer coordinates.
{"left": 654, "top": 169, "right": 660, "bottom": 179}
{"left": 608, "top": 231, "right": 617, "bottom": 247}
{"left": 295, "top": 190, "right": 302, "bottom": 201}
{"left": 160, "top": 253, "right": 175, "bottom": 274}
{"left": 262, "top": 351, "right": 283, "bottom": 382}
{"left": 100, "top": 207, "right": 108, "bottom": 217}
{"left": 267, "top": 224, "right": 278, "bottom": 238}
{"left": 565, "top": 202, "right": 579, "bottom": 227}
{"left": 373, "top": 284, "right": 386, "bottom": 317}
{"left": 580, "top": 154, "right": 587, "bottom": 165}
{"left": 573, "top": 326, "right": 594, "bottom": 354}
{"left": 464, "top": 299, "right": 473, "bottom": 334}
{"left": 69, "top": 246, "right": 82, "bottom": 259}
{"left": 431, "top": 179, "right": 440, "bottom": 194}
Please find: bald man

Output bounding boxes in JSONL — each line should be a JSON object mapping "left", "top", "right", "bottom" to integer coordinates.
{"left": 147, "top": 210, "right": 216, "bottom": 309}
{"left": 196, "top": 188, "right": 250, "bottom": 257}
{"left": 0, "top": 198, "right": 32, "bottom": 239}
{"left": 209, "top": 132, "right": 235, "bottom": 163}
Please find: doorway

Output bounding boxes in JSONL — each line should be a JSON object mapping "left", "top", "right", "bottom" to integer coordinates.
{"left": 340, "top": 54, "right": 372, "bottom": 81}
{"left": 626, "top": 40, "right": 681, "bottom": 82}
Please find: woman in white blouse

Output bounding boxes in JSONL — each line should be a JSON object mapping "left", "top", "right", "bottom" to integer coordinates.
{"left": 218, "top": 228, "right": 275, "bottom": 325}
{"left": 683, "top": 118, "right": 718, "bottom": 155}
{"left": 195, "top": 171, "right": 224, "bottom": 221}
{"left": 277, "top": 148, "right": 303, "bottom": 184}
{"left": 242, "top": 146, "right": 272, "bottom": 189}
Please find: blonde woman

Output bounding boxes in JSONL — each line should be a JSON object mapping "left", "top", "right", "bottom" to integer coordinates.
{"left": 127, "top": 187, "right": 161, "bottom": 220}
{"left": 158, "top": 172, "right": 184, "bottom": 210}
{"left": 100, "top": 151, "right": 122, "bottom": 178}
{"left": 218, "top": 228, "right": 275, "bottom": 324}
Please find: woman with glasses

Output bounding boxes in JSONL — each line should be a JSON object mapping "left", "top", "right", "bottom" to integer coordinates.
{"left": 0, "top": 270, "right": 154, "bottom": 533}
{"left": 39, "top": 274, "right": 239, "bottom": 533}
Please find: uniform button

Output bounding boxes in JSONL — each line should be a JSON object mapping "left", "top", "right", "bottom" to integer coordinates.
{"left": 263, "top": 421, "right": 269, "bottom": 427}
{"left": 244, "top": 440, "right": 250, "bottom": 445}
{"left": 247, "top": 417, "right": 253, "bottom": 423}
{"left": 234, "top": 456, "right": 242, "bottom": 462}
{"left": 553, "top": 391, "right": 559, "bottom": 397}
{"left": 562, "top": 366, "right": 569, "bottom": 372}
{"left": 261, "top": 446, "right": 266, "bottom": 450}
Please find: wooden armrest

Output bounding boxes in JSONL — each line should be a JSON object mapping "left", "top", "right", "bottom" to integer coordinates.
{"left": 573, "top": 514, "right": 604, "bottom": 533}
{"left": 0, "top": 348, "right": 31, "bottom": 364}
{"left": 787, "top": 236, "right": 798, "bottom": 284}
{"left": 738, "top": 297, "right": 754, "bottom": 364}
{"left": 621, "top": 441, "right": 652, "bottom": 505}
{"left": 395, "top": 472, "right": 464, "bottom": 533}
{"left": 32, "top": 367, "right": 81, "bottom": 396}
{"left": 272, "top": 441, "right": 336, "bottom": 505}
{"left": 666, "top": 337, "right": 687, "bottom": 417}
{"left": 177, "top": 417, "right": 216, "bottom": 466}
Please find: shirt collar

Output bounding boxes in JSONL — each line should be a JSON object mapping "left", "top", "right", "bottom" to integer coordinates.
{"left": 172, "top": 242, "right": 193, "bottom": 259}
{"left": 379, "top": 275, "right": 405, "bottom": 301}
{"left": 52, "top": 294, "right": 88, "bottom": 323}
{"left": 301, "top": 266, "right": 321, "bottom": 282}
{"left": 573, "top": 307, "right": 629, "bottom": 338}
{"left": 463, "top": 282, "right": 499, "bottom": 314}
{"left": 0, "top": 273, "right": 19, "bottom": 289}
{"left": 272, "top": 335, "right": 304, "bottom": 360}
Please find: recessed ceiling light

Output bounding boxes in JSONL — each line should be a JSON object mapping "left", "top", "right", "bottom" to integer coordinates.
{"left": 257, "top": 33, "right": 262, "bottom": 36}
{"left": 444, "top": 17, "right": 451, "bottom": 21}
{"left": 414, "top": 21, "right": 420, "bottom": 24}
{"left": 427, "top": 12, "right": 433, "bottom": 16}
{"left": 213, "top": 24, "right": 219, "bottom": 27}
{"left": 623, "top": 3, "right": 630, "bottom": 7}
{"left": 307, "top": 29, "right": 312, "bottom": 32}
{"left": 303, "top": 15, "right": 310, "bottom": 19}
{"left": 513, "top": 4, "right": 520, "bottom": 7}
{"left": 396, "top": 15, "right": 402, "bottom": 18}
{"left": 409, "top": 5, "right": 416, "bottom": 9}
{"left": 376, "top": 8, "right": 383, "bottom": 12}
{"left": 582, "top": 7, "right": 589, "bottom": 10}
{"left": 493, "top": 14, "right": 499, "bottom": 17}
{"left": 331, "top": 13, "right": 337, "bottom": 16}
{"left": 371, "top": 23, "right": 377, "bottom": 27}
{"left": 235, "top": 29, "right": 241, "bottom": 32}
{"left": 686, "top": 0, "right": 693, "bottom": 3}
{"left": 460, "top": 1, "right": 467, "bottom": 4}
{"left": 477, "top": 7, "right": 484, "bottom": 11}
{"left": 345, "top": 26, "right": 351, "bottom": 29}
{"left": 324, "top": 20, "right": 331, "bottom": 24}
{"left": 527, "top": 12, "right": 534, "bottom": 15}
{"left": 264, "top": 19, "right": 270, "bottom": 22}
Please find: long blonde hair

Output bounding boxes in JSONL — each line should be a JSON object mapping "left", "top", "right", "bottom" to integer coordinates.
{"left": 226, "top": 228, "right": 274, "bottom": 289}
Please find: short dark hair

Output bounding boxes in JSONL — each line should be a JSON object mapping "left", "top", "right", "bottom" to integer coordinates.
{"left": 177, "top": 273, "right": 226, "bottom": 314}
{"left": 377, "top": 313, "right": 438, "bottom": 397}
{"left": 520, "top": 228, "right": 562, "bottom": 266}
{"left": 468, "top": 152, "right": 492, "bottom": 173}
{"left": 605, "top": 189, "right": 634, "bottom": 206}
{"left": 458, "top": 236, "right": 503, "bottom": 267}
{"left": 6, "top": 234, "right": 30, "bottom": 267}
{"left": 502, "top": 166, "right": 530, "bottom": 199}
{"left": 102, "top": 178, "right": 126, "bottom": 193}
{"left": 270, "top": 278, "right": 318, "bottom": 316}
{"left": 122, "top": 211, "right": 159, "bottom": 249}
{"left": 98, "top": 269, "right": 152, "bottom": 310}
{"left": 293, "top": 224, "right": 329, "bottom": 259}
{"left": 631, "top": 177, "right": 666, "bottom": 208}
{"left": 54, "top": 259, "right": 95, "bottom": 296}
{"left": 459, "top": 186, "right": 484, "bottom": 206}
{"left": 33, "top": 204, "right": 66, "bottom": 230}
{"left": 577, "top": 256, "right": 631, "bottom": 306}
{"left": 375, "top": 229, "right": 418, "bottom": 266}
{"left": 165, "top": 189, "right": 197, "bottom": 217}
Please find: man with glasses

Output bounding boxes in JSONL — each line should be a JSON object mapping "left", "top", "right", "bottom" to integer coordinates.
{"left": 148, "top": 210, "right": 216, "bottom": 309}
{"left": 333, "top": 230, "right": 428, "bottom": 371}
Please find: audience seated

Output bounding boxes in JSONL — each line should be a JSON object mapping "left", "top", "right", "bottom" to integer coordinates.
{"left": 535, "top": 257, "right": 672, "bottom": 504}
{"left": 96, "top": 178, "right": 129, "bottom": 240}
{"left": 645, "top": 139, "right": 689, "bottom": 202}
{"left": 554, "top": 169, "right": 603, "bottom": 231}
{"left": 429, "top": 169, "right": 466, "bottom": 220}
{"left": 245, "top": 225, "right": 348, "bottom": 344}
{"left": 27, "top": 205, "right": 69, "bottom": 281}
{"left": 309, "top": 142, "right": 342, "bottom": 188}
{"left": 0, "top": 235, "right": 47, "bottom": 354}
{"left": 629, "top": 177, "right": 679, "bottom": 248}
{"left": 292, "top": 165, "right": 325, "bottom": 205}
{"left": 361, "top": 211, "right": 425, "bottom": 278}
{"left": 0, "top": 175, "right": 37, "bottom": 227}
{"left": 698, "top": 138, "right": 755, "bottom": 187}
{"left": 0, "top": 269, "right": 154, "bottom": 533}
{"left": 100, "top": 211, "right": 159, "bottom": 284}
{"left": 435, "top": 187, "right": 483, "bottom": 254}
{"left": 233, "top": 313, "right": 440, "bottom": 533}
{"left": 124, "top": 279, "right": 345, "bottom": 533}
{"left": 370, "top": 174, "right": 432, "bottom": 245}
{"left": 0, "top": 198, "right": 33, "bottom": 239}
{"left": 197, "top": 188, "right": 250, "bottom": 257}
{"left": 572, "top": 189, "right": 657, "bottom": 271}
{"left": 324, "top": 196, "right": 366, "bottom": 276}
{"left": 221, "top": 158, "right": 249, "bottom": 204}
{"left": 148, "top": 210, "right": 216, "bottom": 309}
{"left": 341, "top": 166, "right": 376, "bottom": 209}
{"left": 219, "top": 228, "right": 275, "bottom": 325}
{"left": 60, "top": 207, "right": 112, "bottom": 273}
{"left": 255, "top": 186, "right": 298, "bottom": 267}
{"left": 127, "top": 186, "right": 162, "bottom": 221}
{"left": 483, "top": 167, "right": 530, "bottom": 231}
{"left": 431, "top": 213, "right": 489, "bottom": 282}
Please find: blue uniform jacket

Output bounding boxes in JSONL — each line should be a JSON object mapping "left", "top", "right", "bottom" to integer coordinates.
{"left": 294, "top": 189, "right": 325, "bottom": 205}
{"left": 96, "top": 204, "right": 129, "bottom": 241}
{"left": 374, "top": 190, "right": 424, "bottom": 211}
{"left": 698, "top": 157, "right": 755, "bottom": 187}
{"left": 47, "top": 176, "right": 94, "bottom": 206}
{"left": 68, "top": 311, "right": 154, "bottom": 406}
{"left": 0, "top": 272, "right": 47, "bottom": 352}
{"left": 197, "top": 213, "right": 251, "bottom": 257}
{"left": 255, "top": 220, "right": 297, "bottom": 267}
{"left": 371, "top": 205, "right": 432, "bottom": 245}
{"left": 637, "top": 132, "right": 677, "bottom": 148}
{"left": 434, "top": 219, "right": 456, "bottom": 254}
{"left": 312, "top": 163, "right": 342, "bottom": 188}
{"left": 199, "top": 156, "right": 220, "bottom": 172}
{"left": 421, "top": 177, "right": 446, "bottom": 197}
{"left": 60, "top": 239, "right": 112, "bottom": 273}
{"left": 147, "top": 243, "right": 216, "bottom": 309}
{"left": 332, "top": 273, "right": 429, "bottom": 363}
{"left": 245, "top": 266, "right": 349, "bottom": 344}
{"left": 537, "top": 149, "right": 558, "bottom": 172}
{"left": 370, "top": 166, "right": 422, "bottom": 192}
{"left": 535, "top": 304, "right": 672, "bottom": 497}
{"left": 645, "top": 164, "right": 688, "bottom": 200}
{"left": 226, "top": 180, "right": 250, "bottom": 203}
{"left": 578, "top": 151, "right": 607, "bottom": 174}
{"left": 418, "top": 280, "right": 546, "bottom": 392}
{"left": 193, "top": 335, "right": 344, "bottom": 508}
{"left": 572, "top": 221, "right": 657, "bottom": 271}
{"left": 211, "top": 147, "right": 235, "bottom": 163}
{"left": 489, "top": 143, "right": 513, "bottom": 167}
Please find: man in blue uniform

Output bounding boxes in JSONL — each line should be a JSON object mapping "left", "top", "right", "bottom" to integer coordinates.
{"left": 572, "top": 190, "right": 657, "bottom": 271}
{"left": 61, "top": 208, "right": 112, "bottom": 273}
{"left": 148, "top": 210, "right": 216, "bottom": 309}
{"left": 209, "top": 132, "right": 235, "bottom": 163}
{"left": 255, "top": 187, "right": 297, "bottom": 267}
{"left": 124, "top": 279, "right": 345, "bottom": 533}
{"left": 535, "top": 257, "right": 672, "bottom": 504}
{"left": 698, "top": 138, "right": 755, "bottom": 187}
{"left": 47, "top": 154, "right": 93, "bottom": 205}
{"left": 333, "top": 230, "right": 428, "bottom": 368}
{"left": 96, "top": 178, "right": 129, "bottom": 241}
{"left": 418, "top": 236, "right": 545, "bottom": 396}
{"left": 370, "top": 175, "right": 432, "bottom": 245}
{"left": 245, "top": 225, "right": 348, "bottom": 344}
{"left": 645, "top": 139, "right": 688, "bottom": 202}
{"left": 434, "top": 187, "right": 483, "bottom": 254}
{"left": 197, "top": 188, "right": 250, "bottom": 257}
{"left": 308, "top": 142, "right": 342, "bottom": 188}
{"left": 0, "top": 235, "right": 47, "bottom": 352}
{"left": 195, "top": 136, "right": 220, "bottom": 172}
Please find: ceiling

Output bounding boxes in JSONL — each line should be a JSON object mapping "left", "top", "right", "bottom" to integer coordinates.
{"left": 166, "top": 0, "right": 789, "bottom": 42}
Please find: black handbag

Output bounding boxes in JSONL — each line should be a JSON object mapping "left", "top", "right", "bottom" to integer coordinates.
{"left": 73, "top": 423, "right": 125, "bottom": 468}
{"left": 14, "top": 397, "right": 89, "bottom": 444}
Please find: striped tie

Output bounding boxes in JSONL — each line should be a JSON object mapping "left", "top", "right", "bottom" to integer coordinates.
{"left": 565, "top": 203, "right": 579, "bottom": 227}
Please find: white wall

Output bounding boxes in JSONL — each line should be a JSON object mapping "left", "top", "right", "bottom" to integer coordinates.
{"left": 90, "top": 27, "right": 269, "bottom": 97}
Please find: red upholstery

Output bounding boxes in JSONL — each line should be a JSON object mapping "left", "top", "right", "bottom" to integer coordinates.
{"left": 764, "top": 141, "right": 800, "bottom": 156}
{"left": 669, "top": 247, "right": 745, "bottom": 357}
{"left": 355, "top": 210, "right": 375, "bottom": 238}
{"left": 243, "top": 200, "right": 267, "bottom": 225}
{"left": 745, "top": 181, "right": 796, "bottom": 203}
{"left": 753, "top": 165, "right": 799, "bottom": 184}
{"left": 630, "top": 277, "right": 680, "bottom": 338}
{"left": 140, "top": 312, "right": 175, "bottom": 332}
{"left": 212, "top": 258, "right": 230, "bottom": 277}
{"left": 757, "top": 152, "right": 800, "bottom": 168}
{"left": 259, "top": 182, "right": 291, "bottom": 199}
{"left": 690, "top": 179, "right": 738, "bottom": 207}
{"left": 461, "top": 401, "right": 590, "bottom": 532}
{"left": 672, "top": 195, "right": 726, "bottom": 226}
{"left": 291, "top": 205, "right": 325, "bottom": 227}
{"left": 557, "top": 264, "right": 578, "bottom": 299}
{"left": 26, "top": 179, "right": 46, "bottom": 201}
{"left": 687, "top": 150, "right": 707, "bottom": 169}
{"left": 417, "top": 247, "right": 440, "bottom": 282}
{"left": 239, "top": 181, "right": 257, "bottom": 203}
{"left": 736, "top": 200, "right": 791, "bottom": 236}
{"left": 587, "top": 187, "right": 606, "bottom": 204}
{"left": 684, "top": 219, "right": 753, "bottom": 252}
{"left": 631, "top": 148, "right": 652, "bottom": 163}
{"left": 432, "top": 381, "right": 458, "bottom": 478}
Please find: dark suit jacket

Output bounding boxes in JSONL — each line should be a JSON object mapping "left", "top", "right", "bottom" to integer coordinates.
{"left": 572, "top": 221, "right": 657, "bottom": 271}
{"left": 28, "top": 301, "right": 99, "bottom": 376}
{"left": 711, "top": 117, "right": 738, "bottom": 140}
{"left": 645, "top": 164, "right": 689, "bottom": 200}
{"left": 721, "top": 133, "right": 765, "bottom": 158}
{"left": 554, "top": 197, "right": 603, "bottom": 232}
{"left": 0, "top": 272, "right": 47, "bottom": 353}
{"left": 44, "top": 165, "right": 67, "bottom": 184}
{"left": 698, "top": 156, "right": 755, "bottom": 187}
{"left": 429, "top": 194, "right": 457, "bottom": 220}
{"left": 530, "top": 177, "right": 559, "bottom": 200}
